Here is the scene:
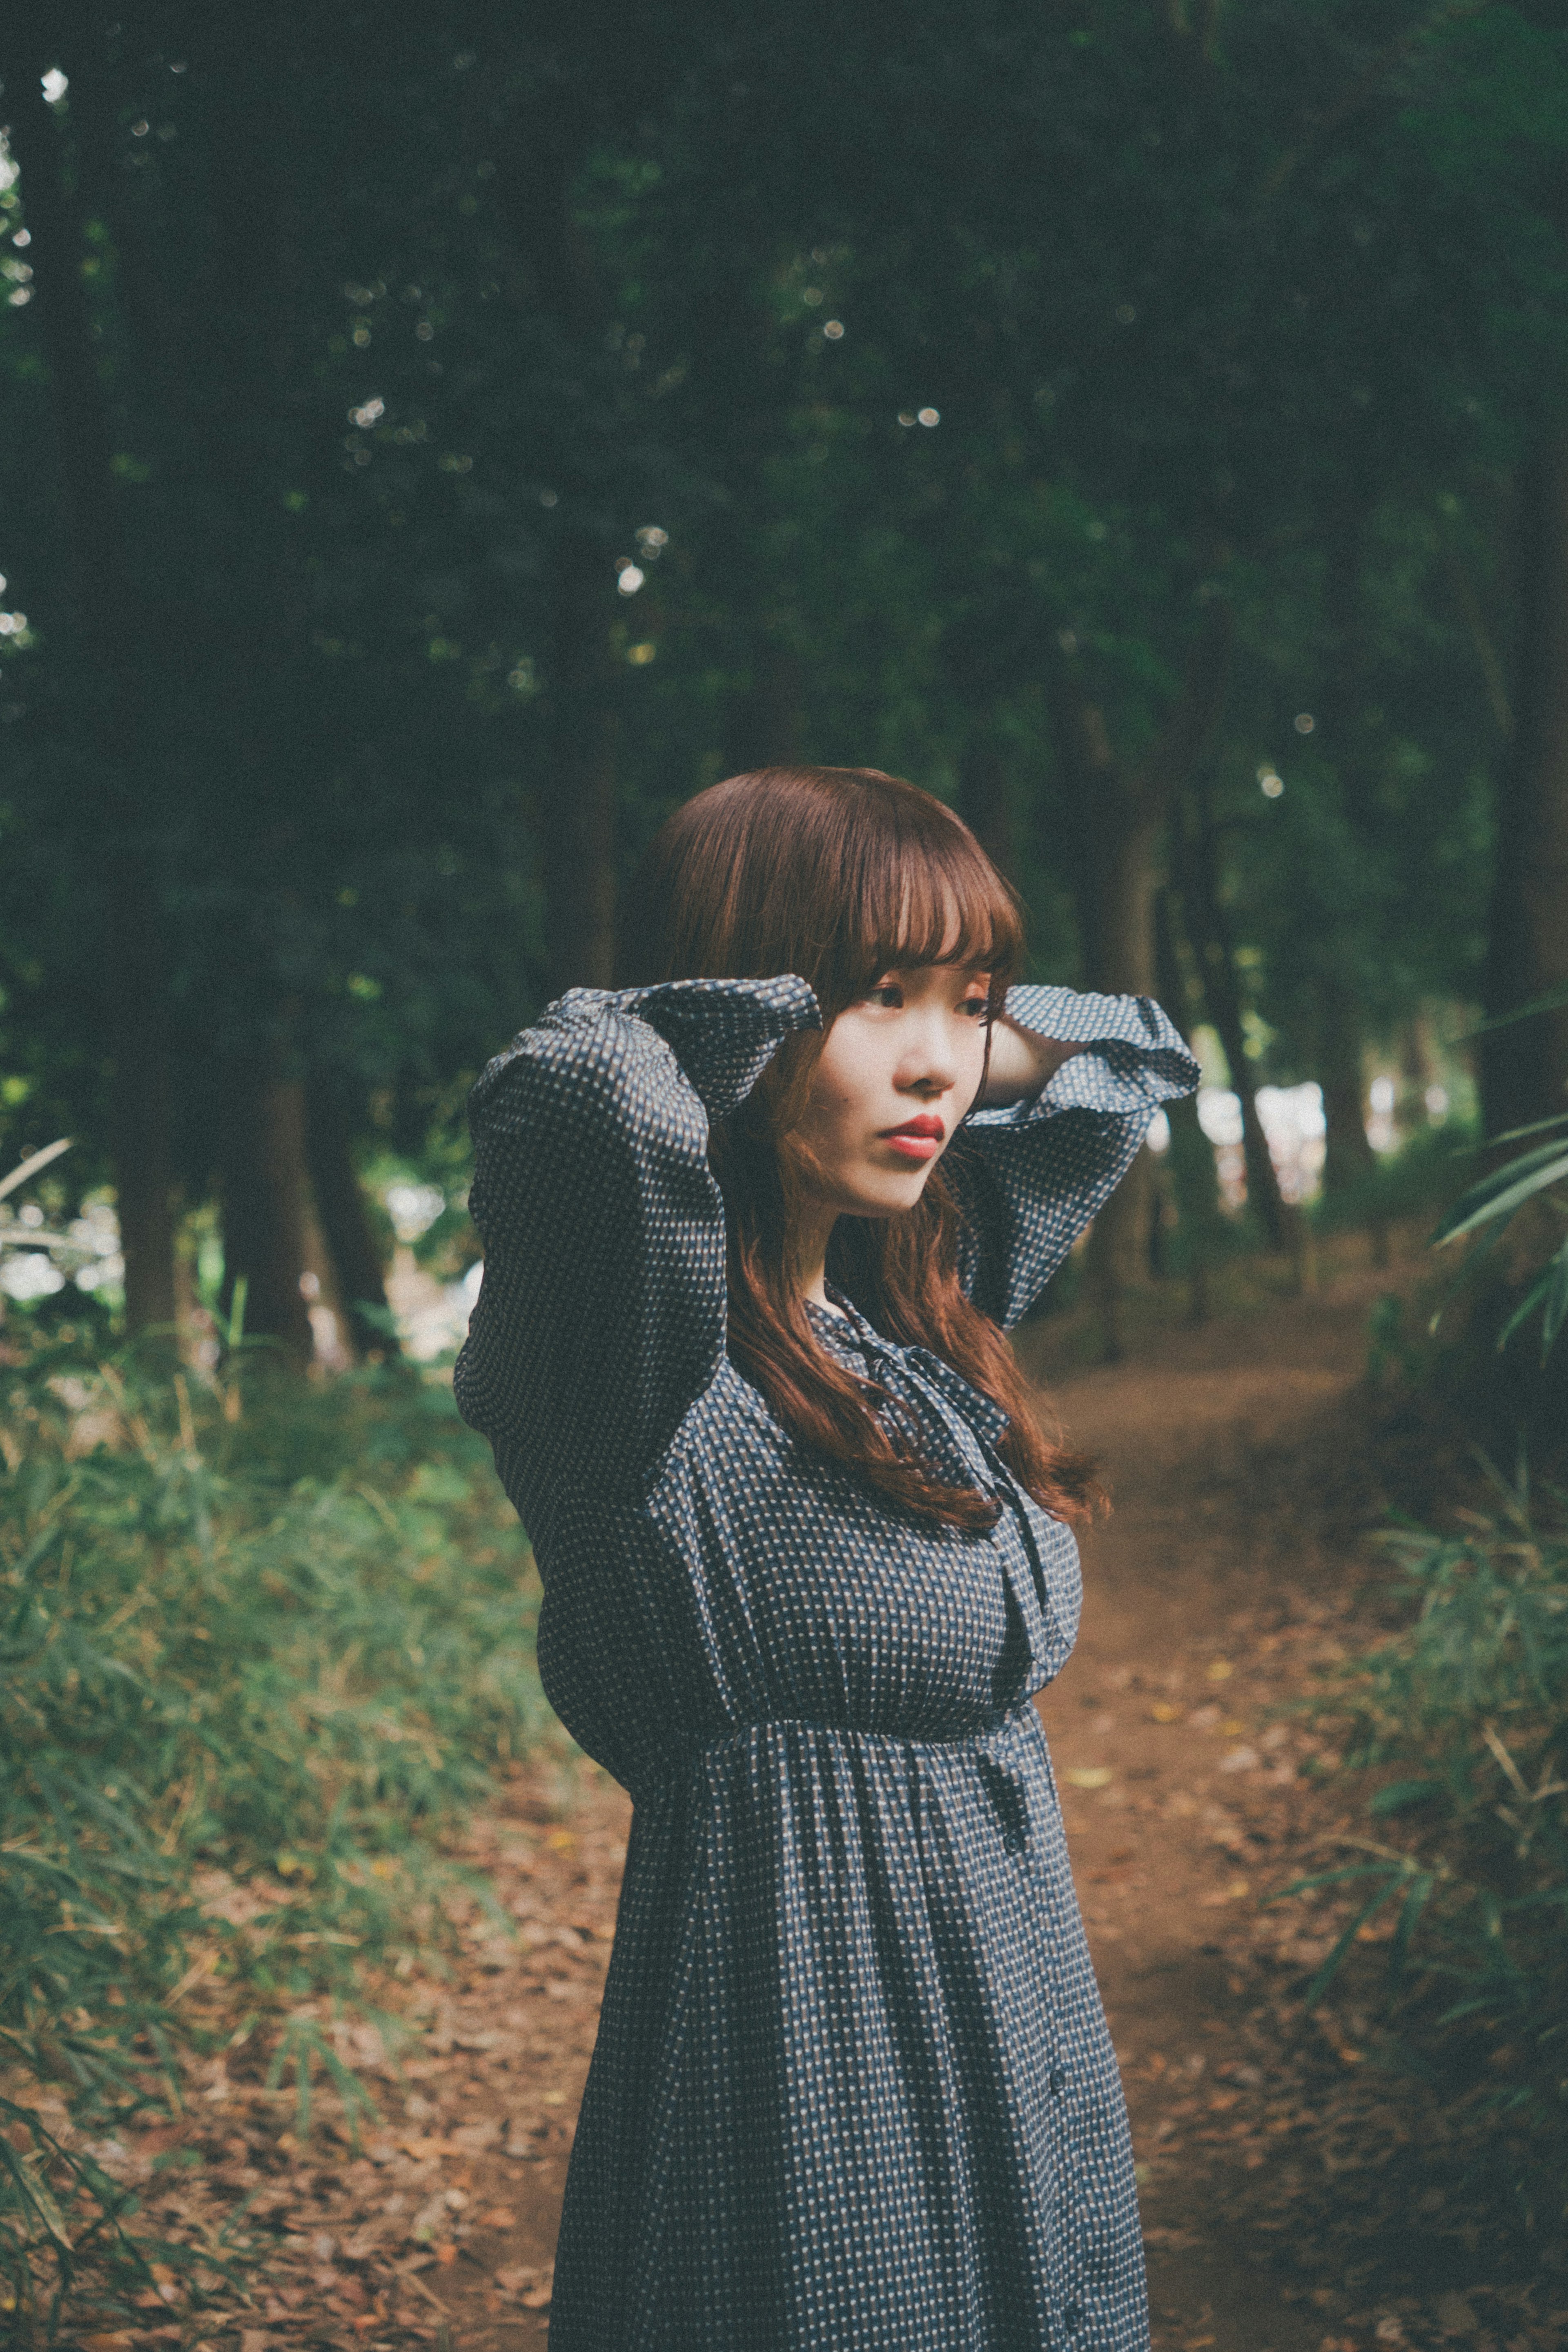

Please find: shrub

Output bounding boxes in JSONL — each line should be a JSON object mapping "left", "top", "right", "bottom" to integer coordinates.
{"left": 0, "top": 1329, "right": 543, "bottom": 2332}
{"left": 1281, "top": 1483, "right": 1568, "bottom": 2226}
{"left": 1312, "top": 1117, "right": 1480, "bottom": 1238}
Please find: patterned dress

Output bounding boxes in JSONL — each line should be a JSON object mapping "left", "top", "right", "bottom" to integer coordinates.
{"left": 455, "top": 975, "right": 1199, "bottom": 2352}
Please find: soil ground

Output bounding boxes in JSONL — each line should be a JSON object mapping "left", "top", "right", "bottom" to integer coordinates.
{"left": 70, "top": 1249, "right": 1564, "bottom": 2351}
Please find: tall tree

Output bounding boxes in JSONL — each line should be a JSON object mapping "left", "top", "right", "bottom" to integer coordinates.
{"left": 0, "top": 37, "right": 178, "bottom": 1334}
{"left": 1052, "top": 608, "right": 1233, "bottom": 1356}
{"left": 1482, "top": 426, "right": 1568, "bottom": 1132}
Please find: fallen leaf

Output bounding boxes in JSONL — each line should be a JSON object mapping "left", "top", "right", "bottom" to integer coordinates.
{"left": 1065, "top": 1766, "right": 1113, "bottom": 1790}
{"left": 1206, "top": 1659, "right": 1234, "bottom": 1681}
{"left": 479, "top": 2207, "right": 517, "bottom": 2228}
{"left": 452, "top": 2118, "right": 503, "bottom": 2151}
{"left": 433, "top": 2242, "right": 457, "bottom": 2267}
{"left": 401, "top": 2137, "right": 459, "bottom": 2162}
{"left": 82, "top": 2336, "right": 134, "bottom": 2351}
{"left": 521, "top": 2283, "right": 553, "bottom": 2310}
{"left": 1149, "top": 1702, "right": 1183, "bottom": 1723}
{"left": 544, "top": 1829, "right": 576, "bottom": 1853}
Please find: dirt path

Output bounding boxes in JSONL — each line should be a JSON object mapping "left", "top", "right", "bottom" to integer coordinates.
{"left": 174, "top": 1269, "right": 1468, "bottom": 2351}
{"left": 1024, "top": 1285, "right": 1390, "bottom": 2352}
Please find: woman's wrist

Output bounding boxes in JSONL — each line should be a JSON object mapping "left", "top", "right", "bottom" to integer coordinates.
{"left": 979, "top": 1018, "right": 1087, "bottom": 1108}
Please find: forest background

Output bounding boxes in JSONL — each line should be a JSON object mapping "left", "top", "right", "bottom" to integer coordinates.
{"left": 1, "top": 0, "right": 1566, "bottom": 1367}
{"left": 4, "top": 3, "right": 1568, "bottom": 2340}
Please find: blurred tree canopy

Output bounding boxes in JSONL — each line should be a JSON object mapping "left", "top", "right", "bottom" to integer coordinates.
{"left": 1, "top": 0, "right": 1566, "bottom": 1351}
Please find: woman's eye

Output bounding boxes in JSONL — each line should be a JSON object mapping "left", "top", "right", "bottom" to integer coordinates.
{"left": 867, "top": 981, "right": 903, "bottom": 1008}
{"left": 961, "top": 996, "right": 989, "bottom": 1019}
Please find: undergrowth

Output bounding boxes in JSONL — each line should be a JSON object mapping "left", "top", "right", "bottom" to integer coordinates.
{"left": 1283, "top": 1480, "right": 1568, "bottom": 2231}
{"left": 1311, "top": 1120, "right": 1478, "bottom": 1238}
{"left": 0, "top": 1327, "right": 543, "bottom": 2337}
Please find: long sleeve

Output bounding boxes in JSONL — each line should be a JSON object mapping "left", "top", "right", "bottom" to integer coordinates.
{"left": 454, "top": 975, "right": 820, "bottom": 1503}
{"left": 948, "top": 984, "right": 1201, "bottom": 1330}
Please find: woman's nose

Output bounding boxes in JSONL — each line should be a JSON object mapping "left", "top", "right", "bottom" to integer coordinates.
{"left": 898, "top": 1030, "right": 961, "bottom": 1096}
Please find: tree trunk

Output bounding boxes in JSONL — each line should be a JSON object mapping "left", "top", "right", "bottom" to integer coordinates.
{"left": 1063, "top": 713, "right": 1158, "bottom": 1360}
{"left": 1316, "top": 473, "right": 1390, "bottom": 1263}
{"left": 220, "top": 1052, "right": 314, "bottom": 1364}
{"left": 1172, "top": 789, "right": 1288, "bottom": 1249}
{"left": 1483, "top": 429, "right": 1568, "bottom": 1134}
{"left": 544, "top": 528, "right": 619, "bottom": 995}
{"left": 3, "top": 38, "right": 179, "bottom": 1334}
{"left": 1082, "top": 796, "right": 1160, "bottom": 1352}
{"left": 1154, "top": 887, "right": 1226, "bottom": 1322}
{"left": 1054, "top": 608, "right": 1233, "bottom": 1359}
{"left": 726, "top": 638, "right": 806, "bottom": 776}
{"left": 1317, "top": 972, "right": 1378, "bottom": 1194}
{"left": 109, "top": 921, "right": 179, "bottom": 1339}
{"left": 959, "top": 736, "right": 1012, "bottom": 879}
{"left": 305, "top": 1074, "right": 397, "bottom": 1360}
{"left": 492, "top": 130, "right": 622, "bottom": 999}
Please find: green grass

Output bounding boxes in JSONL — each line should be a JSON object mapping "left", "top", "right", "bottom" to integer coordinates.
{"left": 1280, "top": 1480, "right": 1568, "bottom": 2230}
{"left": 0, "top": 1328, "right": 544, "bottom": 2333}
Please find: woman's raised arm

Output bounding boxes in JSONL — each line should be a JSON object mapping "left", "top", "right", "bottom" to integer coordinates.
{"left": 455, "top": 976, "right": 819, "bottom": 1509}
{"left": 949, "top": 983, "right": 1201, "bottom": 1329}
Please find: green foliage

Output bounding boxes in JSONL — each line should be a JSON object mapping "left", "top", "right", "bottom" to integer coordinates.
{"left": 1313, "top": 1118, "right": 1479, "bottom": 1237}
{"left": 1278, "top": 1486, "right": 1568, "bottom": 2217}
{"left": 0, "top": 1330, "right": 542, "bottom": 2325}
{"left": 7, "top": 2, "right": 1567, "bottom": 1204}
{"left": 1433, "top": 1101, "right": 1568, "bottom": 1366}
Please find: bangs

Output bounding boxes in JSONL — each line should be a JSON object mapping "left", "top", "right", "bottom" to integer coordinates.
{"left": 837, "top": 780, "right": 1023, "bottom": 1010}
{"left": 621, "top": 764, "right": 1025, "bottom": 1012}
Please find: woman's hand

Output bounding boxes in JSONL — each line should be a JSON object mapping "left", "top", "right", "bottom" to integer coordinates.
{"left": 978, "top": 1017, "right": 1087, "bottom": 1109}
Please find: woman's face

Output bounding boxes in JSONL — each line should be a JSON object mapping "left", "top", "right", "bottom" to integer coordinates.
{"left": 788, "top": 961, "right": 991, "bottom": 1220}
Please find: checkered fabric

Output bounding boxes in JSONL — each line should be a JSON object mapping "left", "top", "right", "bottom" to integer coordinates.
{"left": 456, "top": 977, "right": 1199, "bottom": 2351}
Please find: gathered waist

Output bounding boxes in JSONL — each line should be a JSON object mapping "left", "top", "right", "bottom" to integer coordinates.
{"left": 639, "top": 1702, "right": 1051, "bottom": 1855}
{"left": 690, "top": 1701, "right": 1037, "bottom": 1762}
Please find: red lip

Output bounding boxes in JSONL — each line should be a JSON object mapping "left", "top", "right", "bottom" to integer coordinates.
{"left": 879, "top": 1114, "right": 946, "bottom": 1160}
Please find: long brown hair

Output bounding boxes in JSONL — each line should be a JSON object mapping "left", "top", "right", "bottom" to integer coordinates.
{"left": 619, "top": 767, "right": 1097, "bottom": 1532}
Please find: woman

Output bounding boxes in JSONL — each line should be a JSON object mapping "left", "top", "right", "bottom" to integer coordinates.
{"left": 457, "top": 767, "right": 1199, "bottom": 2350}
